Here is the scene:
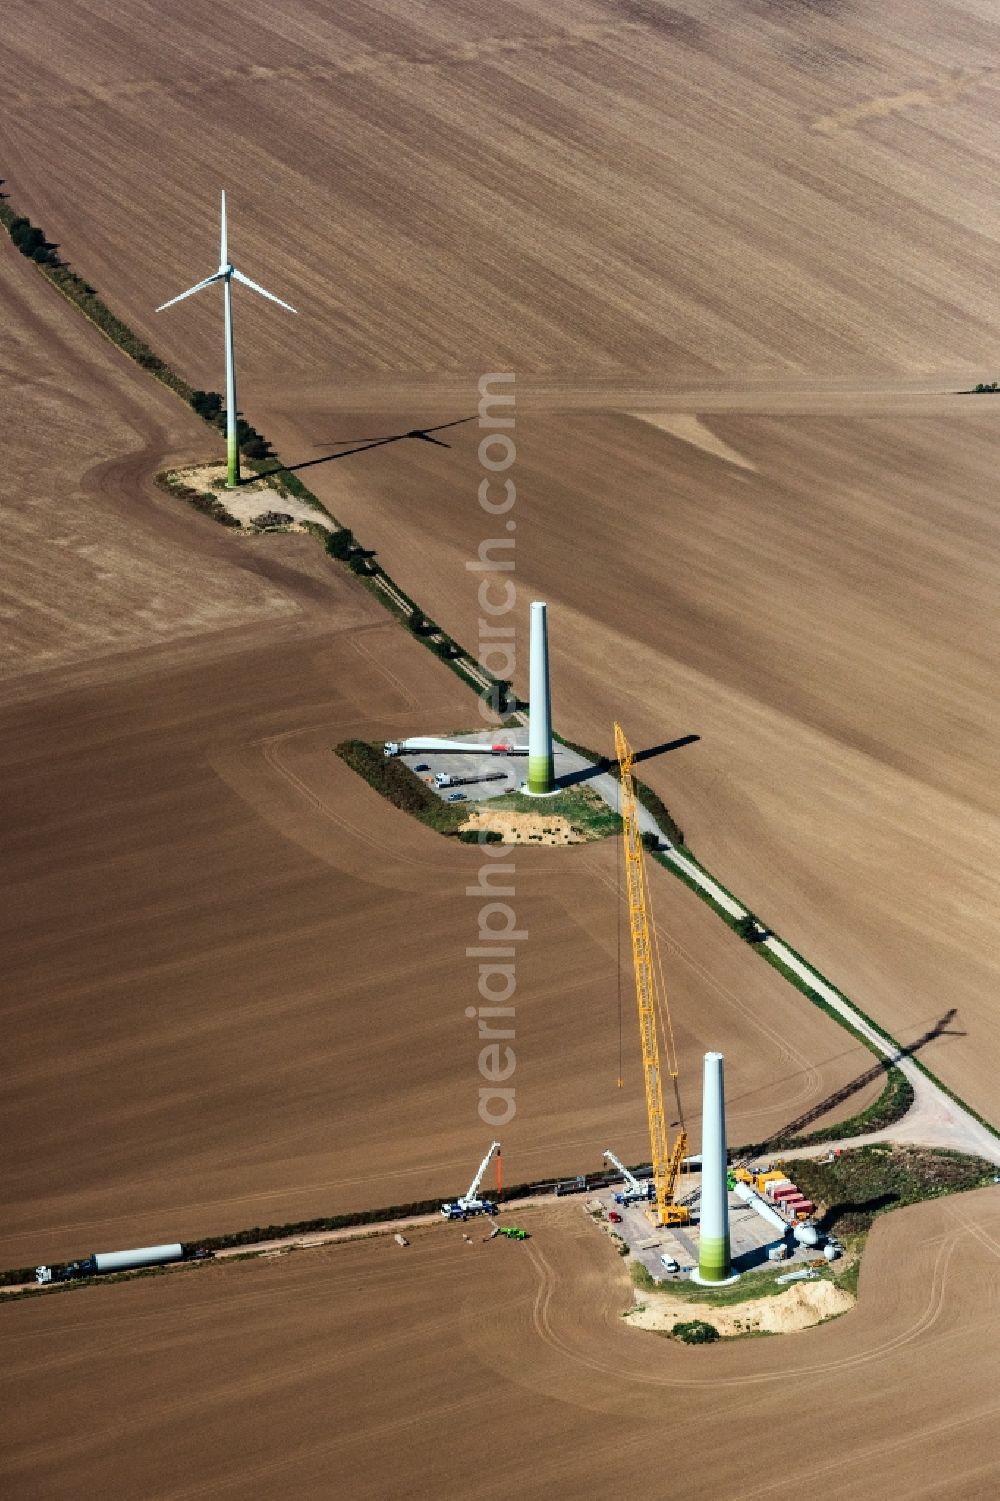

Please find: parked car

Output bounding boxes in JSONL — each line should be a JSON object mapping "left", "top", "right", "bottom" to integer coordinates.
{"left": 608, "top": 1210, "right": 623, "bottom": 1224}
{"left": 414, "top": 763, "right": 430, "bottom": 772}
{"left": 447, "top": 792, "right": 466, "bottom": 802}
{"left": 660, "top": 1255, "right": 680, "bottom": 1272}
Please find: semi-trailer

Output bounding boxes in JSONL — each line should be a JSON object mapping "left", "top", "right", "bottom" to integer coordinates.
{"left": 384, "top": 738, "right": 527, "bottom": 757}
{"left": 554, "top": 1176, "right": 588, "bottom": 1196}
{"left": 433, "top": 770, "right": 508, "bottom": 789}
{"left": 36, "top": 1243, "right": 211, "bottom": 1284}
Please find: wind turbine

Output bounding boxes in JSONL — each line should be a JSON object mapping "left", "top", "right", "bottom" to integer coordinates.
{"left": 156, "top": 192, "right": 296, "bottom": 487}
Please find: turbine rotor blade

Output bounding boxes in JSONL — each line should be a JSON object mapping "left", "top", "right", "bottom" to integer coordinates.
{"left": 155, "top": 272, "right": 223, "bottom": 312}
{"left": 231, "top": 267, "right": 297, "bottom": 313}
{"left": 220, "top": 189, "right": 228, "bottom": 269}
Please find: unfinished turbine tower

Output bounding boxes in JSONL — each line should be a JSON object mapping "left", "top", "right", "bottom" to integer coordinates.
{"left": 526, "top": 601, "right": 555, "bottom": 795}
{"left": 693, "top": 1051, "right": 739, "bottom": 1286}
{"left": 156, "top": 191, "right": 296, "bottom": 487}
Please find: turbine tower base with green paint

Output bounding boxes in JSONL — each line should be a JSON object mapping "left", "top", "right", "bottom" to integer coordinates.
{"left": 691, "top": 1051, "right": 740, "bottom": 1287}
{"left": 526, "top": 600, "right": 555, "bottom": 795}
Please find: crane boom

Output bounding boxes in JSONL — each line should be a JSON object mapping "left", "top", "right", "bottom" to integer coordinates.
{"left": 603, "top": 1149, "right": 640, "bottom": 1191}
{"left": 464, "top": 1141, "right": 500, "bottom": 1204}
{"left": 614, "top": 722, "right": 689, "bottom": 1227}
{"left": 604, "top": 1148, "right": 654, "bottom": 1203}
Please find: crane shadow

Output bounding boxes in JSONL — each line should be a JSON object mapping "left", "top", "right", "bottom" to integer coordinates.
{"left": 556, "top": 733, "right": 700, "bottom": 789}
{"left": 816, "top": 1191, "right": 899, "bottom": 1236}
{"left": 249, "top": 416, "right": 475, "bottom": 483}
{"left": 735, "top": 1008, "right": 964, "bottom": 1150}
{"left": 634, "top": 734, "right": 700, "bottom": 763}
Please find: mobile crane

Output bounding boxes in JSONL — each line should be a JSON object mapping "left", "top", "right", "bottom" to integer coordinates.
{"left": 603, "top": 1148, "right": 655, "bottom": 1204}
{"left": 614, "top": 722, "right": 689, "bottom": 1227}
{"left": 440, "top": 1141, "right": 501, "bottom": 1220}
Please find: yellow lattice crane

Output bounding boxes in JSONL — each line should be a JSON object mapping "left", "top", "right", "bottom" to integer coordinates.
{"left": 614, "top": 721, "right": 689, "bottom": 1227}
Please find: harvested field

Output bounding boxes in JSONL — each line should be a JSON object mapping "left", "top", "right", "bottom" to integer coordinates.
{"left": 5, "top": 1, "right": 1000, "bottom": 1486}
{"left": 0, "top": 244, "right": 294, "bottom": 684}
{"left": 271, "top": 401, "right": 1000, "bottom": 1128}
{"left": 6, "top": 2, "right": 1000, "bottom": 383}
{"left": 8, "top": 0, "right": 992, "bottom": 1113}
{"left": 0, "top": 214, "right": 882, "bottom": 1275}
{"left": 3, "top": 1189, "right": 999, "bottom": 1498}
{"left": 5, "top": 2, "right": 1000, "bottom": 1129}
{"left": 0, "top": 631, "right": 882, "bottom": 1267}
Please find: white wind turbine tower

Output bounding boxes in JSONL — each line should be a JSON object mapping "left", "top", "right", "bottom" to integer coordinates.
{"left": 156, "top": 191, "right": 296, "bottom": 487}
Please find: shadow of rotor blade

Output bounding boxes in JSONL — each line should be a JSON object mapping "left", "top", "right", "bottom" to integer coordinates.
{"left": 310, "top": 415, "right": 475, "bottom": 448}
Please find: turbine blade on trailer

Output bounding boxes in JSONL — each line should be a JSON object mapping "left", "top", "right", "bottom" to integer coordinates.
{"left": 231, "top": 268, "right": 297, "bottom": 313}
{"left": 155, "top": 272, "right": 223, "bottom": 312}
{"left": 220, "top": 189, "right": 228, "bottom": 269}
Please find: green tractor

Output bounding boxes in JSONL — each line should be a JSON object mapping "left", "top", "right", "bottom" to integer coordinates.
{"left": 497, "top": 1225, "right": 529, "bottom": 1240}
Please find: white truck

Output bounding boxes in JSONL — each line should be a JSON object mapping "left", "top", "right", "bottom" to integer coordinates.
{"left": 604, "top": 1149, "right": 656, "bottom": 1204}
{"left": 434, "top": 771, "right": 507, "bottom": 790}
{"left": 441, "top": 1142, "right": 501, "bottom": 1220}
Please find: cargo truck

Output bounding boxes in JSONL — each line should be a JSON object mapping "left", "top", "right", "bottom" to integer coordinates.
{"left": 36, "top": 1243, "right": 211, "bottom": 1284}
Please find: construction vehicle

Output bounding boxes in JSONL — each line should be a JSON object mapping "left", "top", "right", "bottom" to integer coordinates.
{"left": 614, "top": 722, "right": 689, "bottom": 1227}
{"left": 554, "top": 1175, "right": 588, "bottom": 1196}
{"left": 440, "top": 1141, "right": 501, "bottom": 1220}
{"left": 495, "top": 1226, "right": 529, "bottom": 1240}
{"left": 603, "top": 1149, "right": 655, "bottom": 1204}
{"left": 36, "top": 1243, "right": 211, "bottom": 1284}
{"left": 434, "top": 770, "right": 507, "bottom": 789}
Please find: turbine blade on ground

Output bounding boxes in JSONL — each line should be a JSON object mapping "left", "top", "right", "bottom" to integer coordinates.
{"left": 231, "top": 268, "right": 297, "bottom": 313}
{"left": 155, "top": 272, "right": 223, "bottom": 312}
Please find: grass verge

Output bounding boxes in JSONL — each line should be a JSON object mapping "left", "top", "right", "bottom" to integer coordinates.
{"left": 630, "top": 1259, "right": 799, "bottom": 1306}
{"left": 334, "top": 740, "right": 468, "bottom": 836}
{"left": 784, "top": 1145, "right": 996, "bottom": 1237}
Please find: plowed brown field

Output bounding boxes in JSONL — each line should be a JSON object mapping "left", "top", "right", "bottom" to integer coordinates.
{"left": 6, "top": 1, "right": 1000, "bottom": 382}
{"left": 0, "top": 588, "right": 881, "bottom": 1267}
{"left": 3, "top": 1190, "right": 999, "bottom": 1499}
{"left": 274, "top": 398, "right": 1000, "bottom": 1125}
{"left": 0, "top": 231, "right": 880, "bottom": 1271}
{"left": 5, "top": 1, "right": 1000, "bottom": 1491}
{"left": 6, "top": 0, "right": 997, "bottom": 1120}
